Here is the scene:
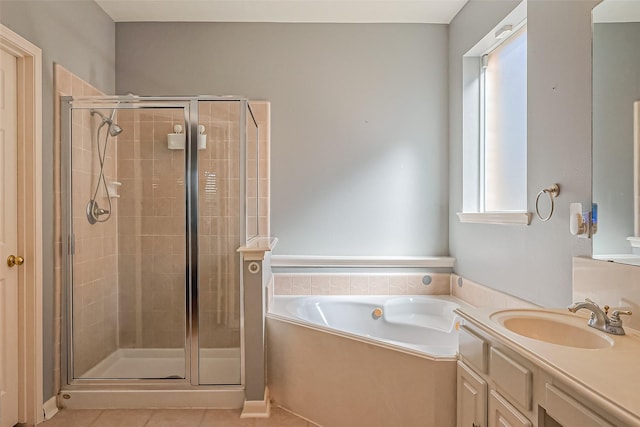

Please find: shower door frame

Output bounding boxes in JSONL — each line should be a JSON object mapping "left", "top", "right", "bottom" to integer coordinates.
{"left": 60, "top": 96, "right": 249, "bottom": 389}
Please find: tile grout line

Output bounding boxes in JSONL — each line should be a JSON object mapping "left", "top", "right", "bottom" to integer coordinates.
{"left": 86, "top": 409, "right": 105, "bottom": 427}
{"left": 196, "top": 409, "right": 207, "bottom": 427}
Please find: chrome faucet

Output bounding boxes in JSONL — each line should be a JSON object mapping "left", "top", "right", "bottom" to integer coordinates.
{"left": 568, "top": 298, "right": 632, "bottom": 335}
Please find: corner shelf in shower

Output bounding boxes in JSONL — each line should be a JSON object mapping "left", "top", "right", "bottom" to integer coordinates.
{"left": 107, "top": 181, "right": 121, "bottom": 198}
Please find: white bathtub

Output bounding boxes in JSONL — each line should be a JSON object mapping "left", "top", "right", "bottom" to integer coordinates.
{"left": 267, "top": 294, "right": 460, "bottom": 426}
{"left": 269, "top": 295, "right": 460, "bottom": 358}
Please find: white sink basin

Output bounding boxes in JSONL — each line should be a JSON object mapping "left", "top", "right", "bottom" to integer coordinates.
{"left": 490, "top": 310, "right": 614, "bottom": 349}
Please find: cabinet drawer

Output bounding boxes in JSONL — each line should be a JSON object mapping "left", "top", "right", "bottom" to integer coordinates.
{"left": 545, "top": 384, "right": 614, "bottom": 427}
{"left": 489, "top": 390, "right": 532, "bottom": 427}
{"left": 459, "top": 325, "right": 488, "bottom": 373}
{"left": 490, "top": 348, "right": 532, "bottom": 410}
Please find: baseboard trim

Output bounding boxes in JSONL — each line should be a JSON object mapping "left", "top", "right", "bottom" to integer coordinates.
{"left": 240, "top": 387, "right": 270, "bottom": 418}
{"left": 43, "top": 396, "right": 59, "bottom": 420}
{"left": 57, "top": 388, "right": 245, "bottom": 409}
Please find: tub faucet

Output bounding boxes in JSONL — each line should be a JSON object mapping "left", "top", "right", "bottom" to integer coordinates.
{"left": 568, "top": 298, "right": 632, "bottom": 335}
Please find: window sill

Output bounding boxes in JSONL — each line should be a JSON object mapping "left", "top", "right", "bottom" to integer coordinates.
{"left": 457, "top": 212, "right": 532, "bottom": 226}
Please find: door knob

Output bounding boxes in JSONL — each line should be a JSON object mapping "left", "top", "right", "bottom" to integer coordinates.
{"left": 7, "top": 255, "right": 24, "bottom": 267}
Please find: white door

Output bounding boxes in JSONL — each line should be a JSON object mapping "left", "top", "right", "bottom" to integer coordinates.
{"left": 0, "top": 48, "right": 19, "bottom": 427}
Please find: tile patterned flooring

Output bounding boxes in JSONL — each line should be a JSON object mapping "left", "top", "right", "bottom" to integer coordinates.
{"left": 38, "top": 407, "right": 316, "bottom": 426}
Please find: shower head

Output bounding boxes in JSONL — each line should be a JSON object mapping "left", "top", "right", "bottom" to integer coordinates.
{"left": 108, "top": 122, "right": 123, "bottom": 136}
{"left": 90, "top": 109, "right": 123, "bottom": 136}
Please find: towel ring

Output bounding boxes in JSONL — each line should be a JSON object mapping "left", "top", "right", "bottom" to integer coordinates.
{"left": 535, "top": 184, "right": 560, "bottom": 222}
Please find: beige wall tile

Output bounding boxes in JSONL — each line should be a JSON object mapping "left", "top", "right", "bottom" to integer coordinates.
{"left": 329, "top": 275, "right": 350, "bottom": 295}
{"left": 368, "top": 275, "right": 390, "bottom": 295}
{"left": 274, "top": 274, "right": 293, "bottom": 295}
{"left": 310, "top": 275, "right": 331, "bottom": 295}
{"left": 349, "top": 275, "right": 369, "bottom": 295}
{"left": 57, "top": 67, "right": 119, "bottom": 377}
{"left": 273, "top": 272, "right": 457, "bottom": 297}
{"left": 389, "top": 275, "right": 408, "bottom": 294}
{"left": 406, "top": 273, "right": 450, "bottom": 295}
{"left": 116, "top": 108, "right": 189, "bottom": 349}
{"left": 291, "top": 275, "right": 312, "bottom": 295}
{"left": 451, "top": 274, "right": 536, "bottom": 309}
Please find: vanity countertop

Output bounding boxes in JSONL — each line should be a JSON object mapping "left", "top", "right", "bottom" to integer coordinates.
{"left": 455, "top": 305, "right": 640, "bottom": 425}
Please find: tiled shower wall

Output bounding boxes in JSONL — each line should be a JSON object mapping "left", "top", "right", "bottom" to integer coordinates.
{"left": 55, "top": 65, "right": 119, "bottom": 377}
{"left": 247, "top": 102, "right": 270, "bottom": 238}
{"left": 116, "top": 108, "right": 187, "bottom": 349}
{"left": 54, "top": 84, "right": 271, "bottom": 380}
{"left": 116, "top": 100, "right": 268, "bottom": 350}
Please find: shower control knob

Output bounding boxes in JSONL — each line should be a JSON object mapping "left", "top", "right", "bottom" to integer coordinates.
{"left": 248, "top": 262, "right": 261, "bottom": 274}
{"left": 7, "top": 255, "right": 24, "bottom": 267}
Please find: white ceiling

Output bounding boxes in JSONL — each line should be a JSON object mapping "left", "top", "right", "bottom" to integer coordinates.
{"left": 593, "top": 0, "right": 640, "bottom": 23}
{"left": 94, "top": 0, "right": 468, "bottom": 24}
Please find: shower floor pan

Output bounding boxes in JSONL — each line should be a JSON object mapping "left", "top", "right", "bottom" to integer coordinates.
{"left": 80, "top": 348, "right": 241, "bottom": 384}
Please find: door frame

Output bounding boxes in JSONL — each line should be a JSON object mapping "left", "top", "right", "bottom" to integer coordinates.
{"left": 0, "top": 24, "right": 44, "bottom": 426}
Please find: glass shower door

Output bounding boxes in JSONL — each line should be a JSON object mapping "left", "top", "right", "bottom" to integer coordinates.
{"left": 70, "top": 105, "right": 189, "bottom": 380}
{"left": 197, "top": 100, "right": 243, "bottom": 385}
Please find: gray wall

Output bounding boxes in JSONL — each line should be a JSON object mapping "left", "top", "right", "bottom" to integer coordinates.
{"left": 0, "top": 0, "right": 603, "bottom": 402}
{"left": 116, "top": 23, "right": 450, "bottom": 256}
{"left": 592, "top": 23, "right": 640, "bottom": 255}
{"left": 449, "top": 0, "right": 595, "bottom": 307}
{"left": 0, "top": 0, "right": 115, "bottom": 401}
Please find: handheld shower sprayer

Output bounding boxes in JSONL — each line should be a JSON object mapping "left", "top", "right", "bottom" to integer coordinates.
{"left": 87, "top": 108, "right": 121, "bottom": 224}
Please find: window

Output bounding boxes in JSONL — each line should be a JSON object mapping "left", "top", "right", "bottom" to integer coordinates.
{"left": 482, "top": 26, "right": 527, "bottom": 212}
{"left": 459, "top": 6, "right": 529, "bottom": 226}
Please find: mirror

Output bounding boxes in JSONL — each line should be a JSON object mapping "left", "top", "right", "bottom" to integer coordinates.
{"left": 592, "top": 0, "right": 640, "bottom": 266}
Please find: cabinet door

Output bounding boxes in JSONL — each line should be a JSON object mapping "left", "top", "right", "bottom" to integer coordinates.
{"left": 488, "top": 390, "right": 532, "bottom": 427}
{"left": 458, "top": 361, "right": 487, "bottom": 427}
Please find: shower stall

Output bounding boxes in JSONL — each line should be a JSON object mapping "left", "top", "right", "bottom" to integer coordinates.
{"left": 60, "top": 96, "right": 263, "bottom": 405}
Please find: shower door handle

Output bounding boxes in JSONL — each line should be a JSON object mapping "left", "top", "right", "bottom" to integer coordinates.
{"left": 7, "top": 255, "right": 24, "bottom": 267}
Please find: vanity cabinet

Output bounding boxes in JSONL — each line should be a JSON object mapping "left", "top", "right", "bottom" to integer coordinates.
{"left": 458, "top": 325, "right": 534, "bottom": 427}
{"left": 457, "top": 314, "right": 635, "bottom": 427}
